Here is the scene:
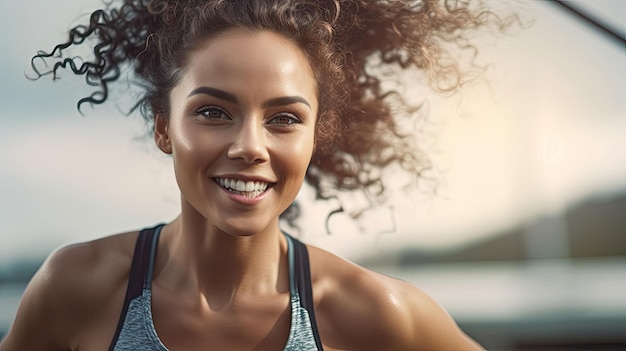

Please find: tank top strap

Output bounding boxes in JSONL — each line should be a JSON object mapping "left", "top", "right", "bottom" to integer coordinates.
{"left": 108, "top": 224, "right": 163, "bottom": 351}
{"left": 143, "top": 224, "right": 163, "bottom": 289}
{"left": 284, "top": 233, "right": 323, "bottom": 349}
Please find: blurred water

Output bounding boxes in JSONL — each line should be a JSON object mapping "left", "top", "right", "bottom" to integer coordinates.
{"left": 0, "top": 284, "right": 24, "bottom": 338}
{"left": 374, "top": 257, "right": 626, "bottom": 350}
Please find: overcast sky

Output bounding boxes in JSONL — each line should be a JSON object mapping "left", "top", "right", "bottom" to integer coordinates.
{"left": 0, "top": 0, "right": 624, "bottom": 263}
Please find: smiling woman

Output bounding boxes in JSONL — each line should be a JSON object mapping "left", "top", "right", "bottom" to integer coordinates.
{"left": 159, "top": 29, "right": 318, "bottom": 237}
{"left": 0, "top": 1, "right": 514, "bottom": 350}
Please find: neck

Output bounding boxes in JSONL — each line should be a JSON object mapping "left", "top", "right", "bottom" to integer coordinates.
{"left": 156, "top": 210, "right": 289, "bottom": 310}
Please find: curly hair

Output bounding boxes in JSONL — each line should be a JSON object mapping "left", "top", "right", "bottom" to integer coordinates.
{"left": 31, "top": 0, "right": 513, "bottom": 217}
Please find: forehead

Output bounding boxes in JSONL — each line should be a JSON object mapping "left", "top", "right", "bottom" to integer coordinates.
{"left": 176, "top": 29, "right": 318, "bottom": 106}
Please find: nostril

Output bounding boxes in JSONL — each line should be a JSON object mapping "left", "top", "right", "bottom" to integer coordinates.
{"left": 227, "top": 135, "right": 269, "bottom": 163}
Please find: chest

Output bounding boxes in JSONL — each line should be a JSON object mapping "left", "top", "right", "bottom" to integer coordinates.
{"left": 149, "top": 287, "right": 293, "bottom": 350}
{"left": 77, "top": 285, "right": 293, "bottom": 351}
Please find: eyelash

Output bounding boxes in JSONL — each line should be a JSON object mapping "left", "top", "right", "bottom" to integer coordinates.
{"left": 268, "top": 112, "right": 302, "bottom": 126}
{"left": 195, "top": 106, "right": 230, "bottom": 120}
{"left": 194, "top": 106, "right": 303, "bottom": 126}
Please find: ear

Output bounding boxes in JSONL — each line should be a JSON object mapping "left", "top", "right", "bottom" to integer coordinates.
{"left": 154, "top": 114, "right": 172, "bottom": 154}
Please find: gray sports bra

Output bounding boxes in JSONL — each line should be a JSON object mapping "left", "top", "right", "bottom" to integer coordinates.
{"left": 108, "top": 224, "right": 323, "bottom": 350}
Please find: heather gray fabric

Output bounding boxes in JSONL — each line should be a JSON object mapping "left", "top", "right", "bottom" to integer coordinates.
{"left": 109, "top": 226, "right": 321, "bottom": 350}
{"left": 110, "top": 290, "right": 168, "bottom": 351}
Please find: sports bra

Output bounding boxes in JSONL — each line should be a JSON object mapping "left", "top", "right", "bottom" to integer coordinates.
{"left": 108, "top": 224, "right": 323, "bottom": 350}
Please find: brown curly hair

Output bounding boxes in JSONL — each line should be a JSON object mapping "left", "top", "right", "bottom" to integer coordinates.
{"left": 31, "top": 0, "right": 513, "bottom": 218}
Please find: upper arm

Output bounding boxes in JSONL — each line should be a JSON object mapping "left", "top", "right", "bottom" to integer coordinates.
{"left": 0, "top": 242, "right": 109, "bottom": 351}
{"left": 396, "top": 281, "right": 484, "bottom": 350}
{"left": 1, "top": 247, "right": 75, "bottom": 350}
{"left": 316, "top": 262, "right": 483, "bottom": 351}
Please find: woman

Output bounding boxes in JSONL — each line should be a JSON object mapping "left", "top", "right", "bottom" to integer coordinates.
{"left": 1, "top": 0, "right": 510, "bottom": 350}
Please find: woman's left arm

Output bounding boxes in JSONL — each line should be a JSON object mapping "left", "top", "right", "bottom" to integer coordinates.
{"left": 390, "top": 279, "right": 484, "bottom": 351}
{"left": 316, "top": 262, "right": 484, "bottom": 351}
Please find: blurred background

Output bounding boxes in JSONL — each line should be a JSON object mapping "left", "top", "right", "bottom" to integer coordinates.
{"left": 1, "top": 0, "right": 624, "bottom": 350}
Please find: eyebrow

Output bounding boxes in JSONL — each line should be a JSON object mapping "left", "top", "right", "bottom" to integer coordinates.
{"left": 262, "top": 96, "right": 311, "bottom": 110}
{"left": 188, "top": 86, "right": 238, "bottom": 104}
{"left": 188, "top": 86, "right": 311, "bottom": 110}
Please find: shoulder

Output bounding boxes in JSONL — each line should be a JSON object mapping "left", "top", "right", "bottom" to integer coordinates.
{"left": 0, "top": 230, "right": 140, "bottom": 350}
{"left": 42, "top": 230, "right": 140, "bottom": 308}
{"left": 307, "top": 245, "right": 483, "bottom": 351}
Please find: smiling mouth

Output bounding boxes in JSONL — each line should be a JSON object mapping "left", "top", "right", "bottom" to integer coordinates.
{"left": 214, "top": 178, "right": 272, "bottom": 198}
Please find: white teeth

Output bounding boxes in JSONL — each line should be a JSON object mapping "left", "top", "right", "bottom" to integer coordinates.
{"left": 216, "top": 178, "right": 269, "bottom": 194}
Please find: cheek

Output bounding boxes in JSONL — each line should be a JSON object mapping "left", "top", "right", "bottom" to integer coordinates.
{"left": 169, "top": 120, "right": 197, "bottom": 153}
{"left": 269, "top": 132, "right": 313, "bottom": 181}
{"left": 287, "top": 132, "right": 315, "bottom": 174}
{"left": 170, "top": 126, "right": 221, "bottom": 171}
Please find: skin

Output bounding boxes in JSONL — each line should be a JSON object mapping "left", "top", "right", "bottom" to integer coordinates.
{"left": 0, "top": 29, "right": 483, "bottom": 351}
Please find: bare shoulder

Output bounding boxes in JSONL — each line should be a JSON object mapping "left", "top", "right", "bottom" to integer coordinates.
{"left": 42, "top": 230, "right": 140, "bottom": 306}
{"left": 0, "top": 230, "right": 140, "bottom": 351}
{"left": 307, "top": 245, "right": 483, "bottom": 351}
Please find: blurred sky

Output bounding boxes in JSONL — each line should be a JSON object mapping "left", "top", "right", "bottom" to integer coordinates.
{"left": 0, "top": 0, "right": 625, "bottom": 263}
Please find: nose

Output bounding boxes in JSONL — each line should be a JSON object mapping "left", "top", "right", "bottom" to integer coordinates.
{"left": 227, "top": 119, "right": 269, "bottom": 163}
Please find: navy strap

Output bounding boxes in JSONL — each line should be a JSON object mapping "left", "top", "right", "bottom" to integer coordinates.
{"left": 144, "top": 225, "right": 163, "bottom": 289}
{"left": 108, "top": 224, "right": 163, "bottom": 351}
{"left": 285, "top": 234, "right": 324, "bottom": 350}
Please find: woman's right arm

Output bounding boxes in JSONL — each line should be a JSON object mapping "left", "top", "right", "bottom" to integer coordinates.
{"left": 0, "top": 244, "right": 99, "bottom": 351}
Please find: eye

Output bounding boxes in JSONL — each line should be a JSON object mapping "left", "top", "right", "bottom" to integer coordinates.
{"left": 195, "top": 106, "right": 231, "bottom": 120}
{"left": 267, "top": 112, "right": 302, "bottom": 126}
